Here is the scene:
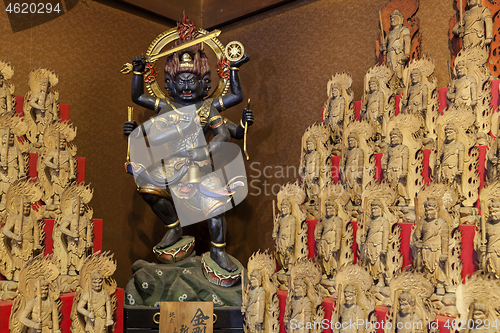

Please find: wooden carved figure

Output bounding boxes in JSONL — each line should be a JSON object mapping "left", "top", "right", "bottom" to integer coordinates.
{"left": 20, "top": 280, "right": 60, "bottom": 333}
{"left": 456, "top": 273, "right": 500, "bottom": 333}
{"left": 24, "top": 69, "right": 59, "bottom": 149}
{"left": 53, "top": 182, "right": 94, "bottom": 276}
{"left": 382, "top": 128, "right": 409, "bottom": 206}
{"left": 273, "top": 183, "right": 307, "bottom": 272}
{"left": 477, "top": 180, "right": 500, "bottom": 276}
{"left": 452, "top": 0, "right": 493, "bottom": 51}
{"left": 486, "top": 131, "right": 500, "bottom": 181}
{"left": 284, "top": 260, "right": 324, "bottom": 333}
{"left": 361, "top": 64, "right": 394, "bottom": 139}
{"left": 383, "top": 271, "right": 436, "bottom": 333}
{"left": 414, "top": 199, "right": 449, "bottom": 295}
{"left": 447, "top": 61, "right": 478, "bottom": 108}
{"left": 0, "top": 112, "right": 29, "bottom": 211}
{"left": 436, "top": 108, "right": 479, "bottom": 206}
{"left": 122, "top": 14, "right": 254, "bottom": 275}
{"left": 344, "top": 133, "right": 364, "bottom": 205}
{"left": 380, "top": 9, "right": 411, "bottom": 84}
{"left": 71, "top": 252, "right": 117, "bottom": 333}
{"left": 0, "top": 178, "right": 44, "bottom": 282}
{"left": 401, "top": 68, "right": 427, "bottom": 117}
{"left": 323, "top": 72, "right": 354, "bottom": 152}
{"left": 315, "top": 198, "right": 343, "bottom": 278}
{"left": 300, "top": 125, "right": 330, "bottom": 199}
{"left": 400, "top": 57, "right": 439, "bottom": 138}
{"left": 0, "top": 60, "right": 14, "bottom": 114}
{"left": 245, "top": 270, "right": 265, "bottom": 333}
{"left": 37, "top": 121, "right": 77, "bottom": 213}
{"left": 9, "top": 255, "right": 61, "bottom": 333}
{"left": 344, "top": 121, "right": 374, "bottom": 206}
{"left": 359, "top": 182, "right": 401, "bottom": 285}
{"left": 242, "top": 251, "right": 279, "bottom": 333}
{"left": 319, "top": 185, "right": 354, "bottom": 268}
{"left": 359, "top": 199, "right": 390, "bottom": 287}
{"left": 385, "top": 114, "right": 424, "bottom": 205}
{"left": 334, "top": 264, "right": 376, "bottom": 333}
{"left": 455, "top": 48, "right": 494, "bottom": 134}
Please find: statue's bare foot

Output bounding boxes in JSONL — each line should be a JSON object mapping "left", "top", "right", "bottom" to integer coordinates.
{"left": 155, "top": 225, "right": 182, "bottom": 249}
{"left": 210, "top": 247, "right": 238, "bottom": 272}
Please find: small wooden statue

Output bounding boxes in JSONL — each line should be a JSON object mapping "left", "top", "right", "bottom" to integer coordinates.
{"left": 0, "top": 129, "right": 26, "bottom": 211}
{"left": 478, "top": 180, "right": 500, "bottom": 276}
{"left": 383, "top": 271, "right": 436, "bottom": 333}
{"left": 436, "top": 107, "right": 479, "bottom": 206}
{"left": 300, "top": 125, "right": 330, "bottom": 199}
{"left": 273, "top": 183, "right": 307, "bottom": 272}
{"left": 283, "top": 259, "right": 324, "bottom": 333}
{"left": 24, "top": 68, "right": 59, "bottom": 149}
{"left": 53, "top": 182, "right": 94, "bottom": 276}
{"left": 344, "top": 121, "right": 374, "bottom": 206}
{"left": 385, "top": 113, "right": 424, "bottom": 206}
{"left": 399, "top": 57, "right": 438, "bottom": 137}
{"left": 315, "top": 198, "right": 343, "bottom": 278}
{"left": 20, "top": 279, "right": 61, "bottom": 333}
{"left": 414, "top": 199, "right": 449, "bottom": 295}
{"left": 323, "top": 72, "right": 354, "bottom": 151}
{"left": 334, "top": 264, "right": 376, "bottom": 333}
{"left": 379, "top": 9, "right": 411, "bottom": 84}
{"left": 358, "top": 182, "right": 402, "bottom": 286}
{"left": 0, "top": 178, "right": 44, "bottom": 282}
{"left": 0, "top": 60, "right": 14, "bottom": 114}
{"left": 37, "top": 121, "right": 77, "bottom": 211}
{"left": 9, "top": 255, "right": 61, "bottom": 333}
{"left": 242, "top": 250, "right": 279, "bottom": 333}
{"left": 446, "top": 61, "right": 478, "bottom": 108}
{"left": 344, "top": 133, "right": 364, "bottom": 205}
{"left": 382, "top": 128, "right": 409, "bottom": 206}
{"left": 361, "top": 64, "right": 394, "bottom": 139}
{"left": 452, "top": 0, "right": 493, "bottom": 51}
{"left": 359, "top": 199, "right": 389, "bottom": 287}
{"left": 71, "top": 252, "right": 117, "bottom": 333}
{"left": 456, "top": 272, "right": 500, "bottom": 333}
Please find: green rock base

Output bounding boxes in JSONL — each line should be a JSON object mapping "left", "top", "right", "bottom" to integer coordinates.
{"left": 124, "top": 254, "right": 242, "bottom": 308}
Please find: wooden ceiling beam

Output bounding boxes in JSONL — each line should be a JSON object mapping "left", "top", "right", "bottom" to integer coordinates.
{"left": 119, "top": 0, "right": 201, "bottom": 26}
{"left": 201, "top": 0, "right": 294, "bottom": 29}
{"left": 117, "top": 0, "right": 295, "bottom": 29}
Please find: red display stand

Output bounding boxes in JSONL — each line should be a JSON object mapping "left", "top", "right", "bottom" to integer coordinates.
{"left": 0, "top": 288, "right": 124, "bottom": 333}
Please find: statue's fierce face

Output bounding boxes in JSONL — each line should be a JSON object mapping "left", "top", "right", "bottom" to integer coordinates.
{"left": 467, "top": 0, "right": 480, "bottom": 7}
{"left": 281, "top": 201, "right": 291, "bottom": 216}
{"left": 174, "top": 73, "right": 201, "bottom": 102}
{"left": 325, "top": 201, "right": 337, "bottom": 217}
{"left": 371, "top": 204, "right": 381, "bottom": 218}
{"left": 23, "top": 202, "right": 31, "bottom": 216}
{"left": 444, "top": 128, "right": 456, "bottom": 142}
{"left": 390, "top": 13, "right": 402, "bottom": 27}
{"left": 399, "top": 299, "right": 412, "bottom": 316}
{"left": 424, "top": 204, "right": 438, "bottom": 220}
{"left": 489, "top": 203, "right": 500, "bottom": 221}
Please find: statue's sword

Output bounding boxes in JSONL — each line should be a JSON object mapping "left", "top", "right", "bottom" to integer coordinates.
{"left": 121, "top": 30, "right": 222, "bottom": 74}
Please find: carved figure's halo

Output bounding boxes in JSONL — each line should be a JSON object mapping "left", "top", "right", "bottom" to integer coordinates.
{"left": 144, "top": 27, "right": 230, "bottom": 100}
{"left": 225, "top": 41, "right": 244, "bottom": 62}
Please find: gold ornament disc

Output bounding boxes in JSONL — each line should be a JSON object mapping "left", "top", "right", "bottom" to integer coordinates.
{"left": 225, "top": 41, "right": 245, "bottom": 62}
